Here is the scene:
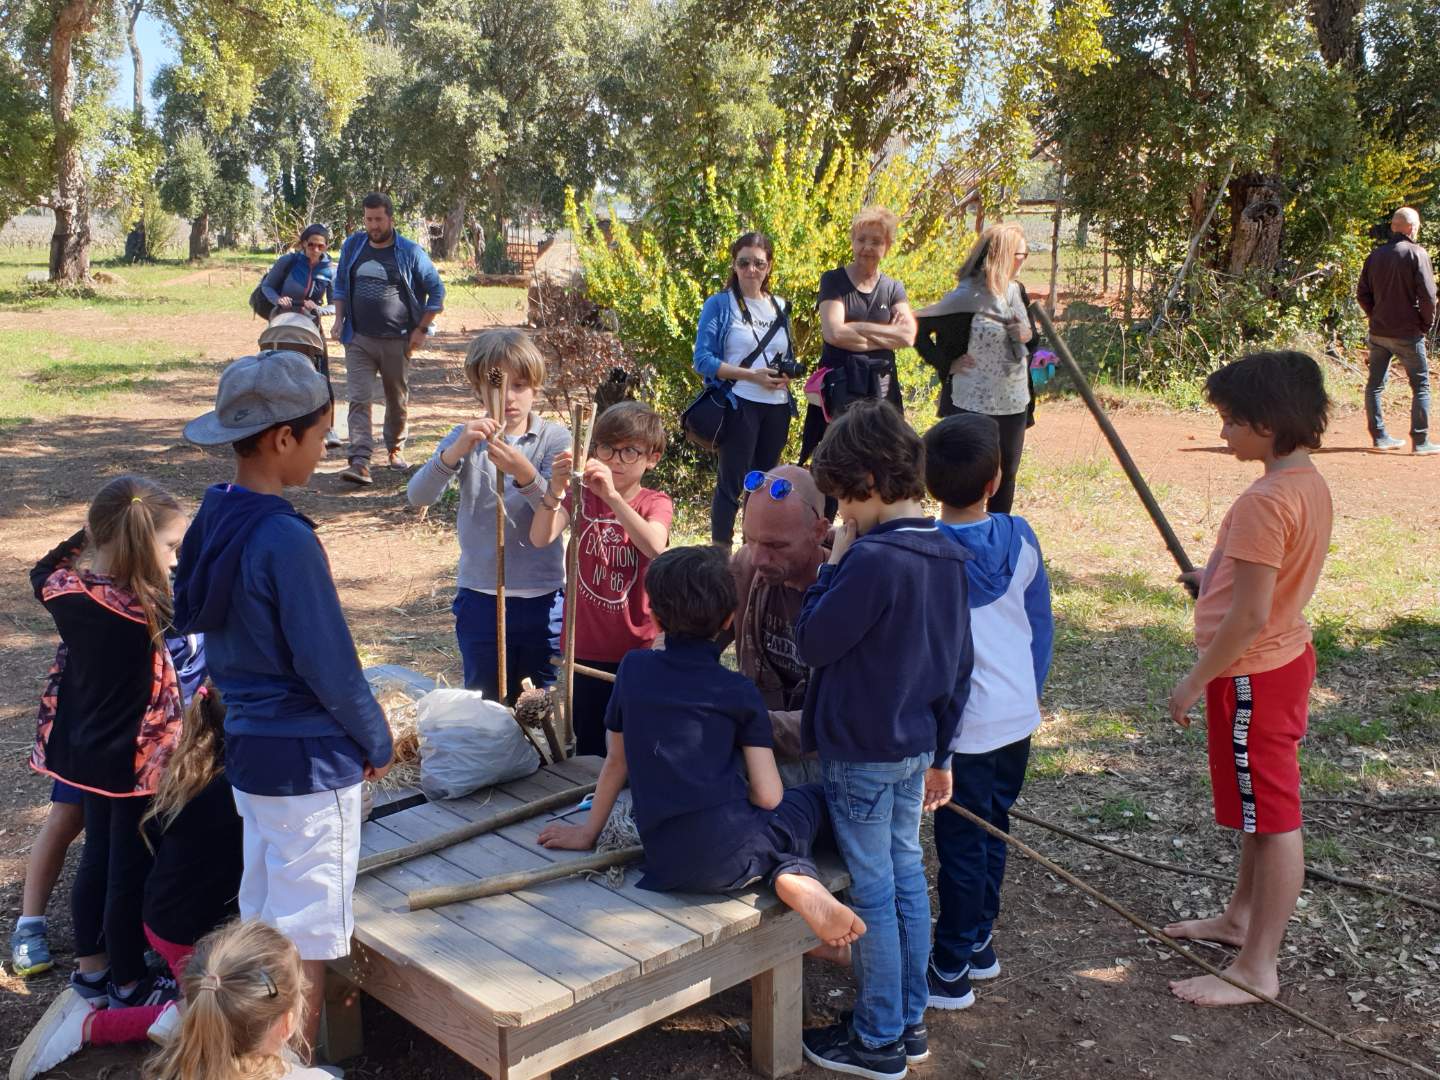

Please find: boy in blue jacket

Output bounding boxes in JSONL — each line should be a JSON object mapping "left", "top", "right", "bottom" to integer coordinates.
{"left": 173, "top": 350, "right": 393, "bottom": 1059}
{"left": 797, "top": 400, "right": 973, "bottom": 1080}
{"left": 922, "top": 414, "right": 1053, "bottom": 1010}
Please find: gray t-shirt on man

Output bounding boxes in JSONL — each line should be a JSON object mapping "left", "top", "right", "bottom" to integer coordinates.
{"left": 351, "top": 242, "right": 410, "bottom": 339}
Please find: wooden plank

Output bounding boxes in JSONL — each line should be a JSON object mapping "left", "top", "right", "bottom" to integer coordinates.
{"left": 498, "top": 767, "right": 577, "bottom": 801}
{"left": 750, "top": 954, "right": 804, "bottom": 1078}
{"left": 373, "top": 815, "right": 641, "bottom": 1003}
{"left": 351, "top": 867, "right": 573, "bottom": 1028}
{"left": 500, "top": 908, "right": 817, "bottom": 1080}
{"left": 544, "top": 755, "right": 603, "bottom": 786}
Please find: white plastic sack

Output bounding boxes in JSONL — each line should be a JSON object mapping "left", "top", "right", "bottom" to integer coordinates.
{"left": 416, "top": 688, "right": 539, "bottom": 800}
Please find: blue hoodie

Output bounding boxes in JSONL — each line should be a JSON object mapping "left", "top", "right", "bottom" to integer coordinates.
{"left": 795, "top": 517, "right": 973, "bottom": 768}
{"left": 939, "top": 514, "right": 1053, "bottom": 755}
{"left": 173, "top": 484, "right": 392, "bottom": 796}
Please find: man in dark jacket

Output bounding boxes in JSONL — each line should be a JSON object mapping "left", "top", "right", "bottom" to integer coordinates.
{"left": 1357, "top": 207, "right": 1437, "bottom": 454}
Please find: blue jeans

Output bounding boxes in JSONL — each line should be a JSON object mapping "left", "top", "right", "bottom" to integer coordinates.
{"left": 932, "top": 737, "right": 1031, "bottom": 972}
{"left": 453, "top": 588, "right": 563, "bottom": 704}
{"left": 822, "top": 753, "right": 932, "bottom": 1049}
{"left": 1365, "top": 335, "right": 1430, "bottom": 444}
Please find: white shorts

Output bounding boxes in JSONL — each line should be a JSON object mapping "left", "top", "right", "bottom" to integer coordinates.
{"left": 232, "top": 784, "right": 362, "bottom": 961}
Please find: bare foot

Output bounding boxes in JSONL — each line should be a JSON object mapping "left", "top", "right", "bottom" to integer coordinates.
{"left": 1163, "top": 915, "right": 1247, "bottom": 947}
{"left": 806, "top": 942, "right": 852, "bottom": 965}
{"left": 775, "top": 873, "right": 867, "bottom": 947}
{"left": 1169, "top": 970, "right": 1276, "bottom": 1006}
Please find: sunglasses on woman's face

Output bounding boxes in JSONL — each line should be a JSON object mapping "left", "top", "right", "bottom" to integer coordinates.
{"left": 735, "top": 258, "right": 769, "bottom": 271}
{"left": 305, "top": 242, "right": 327, "bottom": 251}
{"left": 596, "top": 443, "right": 644, "bottom": 464}
{"left": 743, "top": 470, "right": 793, "bottom": 500}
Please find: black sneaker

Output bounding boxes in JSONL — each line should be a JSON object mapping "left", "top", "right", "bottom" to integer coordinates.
{"left": 802, "top": 1021, "right": 907, "bottom": 1079}
{"left": 927, "top": 959, "right": 975, "bottom": 1010}
{"left": 970, "top": 935, "right": 1001, "bottom": 980}
{"left": 109, "top": 972, "right": 179, "bottom": 1010}
{"left": 838, "top": 1011, "right": 928, "bottom": 1065}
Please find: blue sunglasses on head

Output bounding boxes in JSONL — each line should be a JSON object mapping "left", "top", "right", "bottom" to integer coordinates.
{"left": 743, "top": 470, "right": 793, "bottom": 500}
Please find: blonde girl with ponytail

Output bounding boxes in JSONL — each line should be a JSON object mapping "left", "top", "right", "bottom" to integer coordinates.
{"left": 25, "top": 476, "right": 188, "bottom": 1010}
{"left": 142, "top": 920, "right": 334, "bottom": 1080}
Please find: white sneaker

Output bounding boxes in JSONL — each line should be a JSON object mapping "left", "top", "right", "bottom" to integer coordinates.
{"left": 8, "top": 988, "right": 90, "bottom": 1080}
{"left": 147, "top": 999, "right": 181, "bottom": 1045}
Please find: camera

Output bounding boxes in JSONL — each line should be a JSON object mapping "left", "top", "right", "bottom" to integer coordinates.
{"left": 769, "top": 354, "right": 804, "bottom": 379}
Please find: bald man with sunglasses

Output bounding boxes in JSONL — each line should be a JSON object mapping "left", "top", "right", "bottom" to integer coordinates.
{"left": 725, "top": 465, "right": 829, "bottom": 780}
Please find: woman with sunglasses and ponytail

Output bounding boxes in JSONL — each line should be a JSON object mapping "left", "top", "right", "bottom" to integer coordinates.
{"left": 693, "top": 232, "right": 800, "bottom": 546}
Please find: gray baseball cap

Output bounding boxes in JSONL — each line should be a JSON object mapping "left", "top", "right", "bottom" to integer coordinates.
{"left": 184, "top": 350, "right": 330, "bottom": 446}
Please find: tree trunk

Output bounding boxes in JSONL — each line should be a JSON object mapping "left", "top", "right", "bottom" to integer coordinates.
{"left": 1226, "top": 174, "right": 1285, "bottom": 279}
{"left": 126, "top": 0, "right": 144, "bottom": 120}
{"left": 48, "top": 0, "right": 104, "bottom": 284}
{"left": 431, "top": 199, "right": 466, "bottom": 260}
{"left": 189, "top": 213, "right": 211, "bottom": 261}
{"left": 1308, "top": 0, "right": 1363, "bottom": 69}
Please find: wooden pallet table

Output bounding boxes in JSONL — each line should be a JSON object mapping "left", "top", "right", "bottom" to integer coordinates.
{"left": 328, "top": 756, "right": 848, "bottom": 1080}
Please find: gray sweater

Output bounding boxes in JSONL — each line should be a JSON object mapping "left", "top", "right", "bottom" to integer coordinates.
{"left": 406, "top": 416, "right": 570, "bottom": 592}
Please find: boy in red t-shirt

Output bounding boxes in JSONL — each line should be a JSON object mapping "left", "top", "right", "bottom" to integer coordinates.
{"left": 531, "top": 402, "right": 672, "bottom": 754}
{"left": 1165, "top": 350, "right": 1332, "bottom": 1007}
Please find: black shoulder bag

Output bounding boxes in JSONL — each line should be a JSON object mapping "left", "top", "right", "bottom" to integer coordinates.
{"left": 681, "top": 290, "right": 790, "bottom": 452}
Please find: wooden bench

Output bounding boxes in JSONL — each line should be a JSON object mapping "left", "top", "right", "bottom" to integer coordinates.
{"left": 327, "top": 756, "right": 848, "bottom": 1080}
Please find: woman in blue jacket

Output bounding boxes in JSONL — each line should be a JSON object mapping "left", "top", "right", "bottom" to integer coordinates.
{"left": 260, "top": 224, "right": 334, "bottom": 322}
{"left": 693, "top": 232, "right": 799, "bottom": 546}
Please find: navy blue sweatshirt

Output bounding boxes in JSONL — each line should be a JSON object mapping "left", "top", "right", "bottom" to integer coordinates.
{"left": 173, "top": 484, "right": 391, "bottom": 795}
{"left": 795, "top": 517, "right": 973, "bottom": 768}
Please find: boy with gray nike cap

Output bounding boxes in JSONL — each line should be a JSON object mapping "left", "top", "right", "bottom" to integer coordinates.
{"left": 172, "top": 350, "right": 393, "bottom": 1062}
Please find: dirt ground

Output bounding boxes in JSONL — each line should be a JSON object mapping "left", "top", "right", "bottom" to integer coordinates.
{"left": 1, "top": 307, "right": 1437, "bottom": 1079}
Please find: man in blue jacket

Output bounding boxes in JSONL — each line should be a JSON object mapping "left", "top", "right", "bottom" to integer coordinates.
{"left": 333, "top": 192, "right": 446, "bottom": 484}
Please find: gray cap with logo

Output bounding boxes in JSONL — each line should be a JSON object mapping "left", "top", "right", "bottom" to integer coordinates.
{"left": 184, "top": 350, "right": 330, "bottom": 446}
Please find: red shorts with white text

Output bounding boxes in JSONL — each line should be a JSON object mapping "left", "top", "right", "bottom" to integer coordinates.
{"left": 1204, "top": 645, "right": 1314, "bottom": 835}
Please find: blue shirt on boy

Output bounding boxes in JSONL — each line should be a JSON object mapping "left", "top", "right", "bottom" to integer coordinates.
{"left": 172, "top": 483, "right": 392, "bottom": 796}
{"left": 795, "top": 517, "right": 974, "bottom": 768}
{"left": 938, "top": 515, "right": 1053, "bottom": 754}
{"left": 604, "top": 635, "right": 774, "bottom": 892}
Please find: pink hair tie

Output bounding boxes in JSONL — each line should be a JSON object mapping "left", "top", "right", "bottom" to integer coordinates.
{"left": 195, "top": 685, "right": 210, "bottom": 700}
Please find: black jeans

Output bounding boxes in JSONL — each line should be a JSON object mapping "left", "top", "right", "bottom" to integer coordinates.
{"left": 711, "top": 398, "right": 792, "bottom": 544}
{"left": 954, "top": 409, "right": 1027, "bottom": 514}
{"left": 74, "top": 792, "right": 154, "bottom": 984}
{"left": 572, "top": 658, "right": 622, "bottom": 757}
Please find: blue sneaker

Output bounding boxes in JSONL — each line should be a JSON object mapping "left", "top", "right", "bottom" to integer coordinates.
{"left": 109, "top": 971, "right": 180, "bottom": 1009}
{"left": 69, "top": 969, "right": 111, "bottom": 1007}
{"left": 10, "top": 923, "right": 53, "bottom": 977}
{"left": 927, "top": 959, "right": 975, "bottom": 1010}
{"left": 802, "top": 1020, "right": 907, "bottom": 1079}
{"left": 970, "top": 935, "right": 1001, "bottom": 980}
{"left": 839, "top": 1011, "right": 928, "bottom": 1065}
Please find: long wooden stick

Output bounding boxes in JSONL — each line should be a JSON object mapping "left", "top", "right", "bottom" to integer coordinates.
{"left": 1031, "top": 303, "right": 1199, "bottom": 595}
{"left": 1009, "top": 806, "right": 1440, "bottom": 914}
{"left": 560, "top": 403, "right": 595, "bottom": 755}
{"left": 491, "top": 369, "right": 510, "bottom": 701}
{"left": 408, "top": 846, "right": 643, "bottom": 911}
{"left": 1148, "top": 157, "right": 1236, "bottom": 334}
{"left": 549, "top": 656, "right": 616, "bottom": 683}
{"left": 942, "top": 803, "right": 1440, "bottom": 1080}
{"left": 358, "top": 782, "right": 596, "bottom": 876}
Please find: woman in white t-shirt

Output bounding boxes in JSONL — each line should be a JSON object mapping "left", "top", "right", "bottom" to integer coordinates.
{"left": 692, "top": 232, "right": 799, "bottom": 545}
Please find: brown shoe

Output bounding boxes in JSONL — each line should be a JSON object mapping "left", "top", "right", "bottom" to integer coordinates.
{"left": 387, "top": 450, "right": 411, "bottom": 471}
{"left": 340, "top": 460, "right": 373, "bottom": 485}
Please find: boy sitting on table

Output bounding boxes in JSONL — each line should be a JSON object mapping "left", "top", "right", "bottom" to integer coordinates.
{"left": 537, "top": 544, "right": 864, "bottom": 955}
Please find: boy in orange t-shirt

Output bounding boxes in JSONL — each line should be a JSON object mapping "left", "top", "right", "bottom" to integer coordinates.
{"left": 1165, "top": 350, "right": 1332, "bottom": 1008}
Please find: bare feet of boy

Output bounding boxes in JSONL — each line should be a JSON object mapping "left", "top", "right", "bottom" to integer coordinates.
{"left": 1162, "top": 914, "right": 1248, "bottom": 948}
{"left": 1169, "top": 968, "right": 1277, "bottom": 1006}
{"left": 775, "top": 873, "right": 866, "bottom": 948}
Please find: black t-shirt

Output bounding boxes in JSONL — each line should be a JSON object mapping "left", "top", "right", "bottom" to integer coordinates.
{"left": 818, "top": 267, "right": 909, "bottom": 367}
{"left": 350, "top": 242, "right": 410, "bottom": 338}
{"left": 604, "top": 636, "right": 774, "bottom": 892}
{"left": 142, "top": 775, "right": 244, "bottom": 945}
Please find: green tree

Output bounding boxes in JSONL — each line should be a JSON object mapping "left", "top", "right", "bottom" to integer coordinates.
{"left": 0, "top": 57, "right": 53, "bottom": 224}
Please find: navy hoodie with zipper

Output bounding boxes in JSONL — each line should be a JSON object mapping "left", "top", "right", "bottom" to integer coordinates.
{"left": 172, "top": 483, "right": 391, "bottom": 796}
{"left": 795, "top": 517, "right": 974, "bottom": 767}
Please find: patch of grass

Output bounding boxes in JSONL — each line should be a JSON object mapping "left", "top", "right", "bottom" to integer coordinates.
{"left": 1308, "top": 835, "right": 1350, "bottom": 865}
{"left": 0, "top": 329, "right": 205, "bottom": 421}
{"left": 1095, "top": 795, "right": 1149, "bottom": 830}
{"left": 1299, "top": 750, "right": 1350, "bottom": 794}
{"left": 1028, "top": 746, "right": 1105, "bottom": 779}
{"left": 1394, "top": 689, "right": 1440, "bottom": 734}
{"left": 1311, "top": 711, "right": 1391, "bottom": 747}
